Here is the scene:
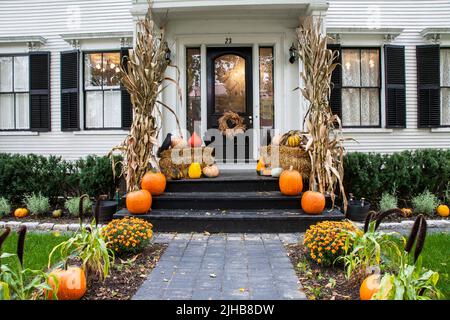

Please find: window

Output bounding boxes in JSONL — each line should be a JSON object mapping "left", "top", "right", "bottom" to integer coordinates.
{"left": 186, "top": 48, "right": 201, "bottom": 135}
{"left": 259, "top": 47, "right": 274, "bottom": 128}
{"left": 341, "top": 48, "right": 380, "bottom": 127}
{"left": 0, "top": 55, "right": 29, "bottom": 130}
{"left": 84, "top": 52, "right": 121, "bottom": 129}
{"left": 440, "top": 48, "right": 450, "bottom": 126}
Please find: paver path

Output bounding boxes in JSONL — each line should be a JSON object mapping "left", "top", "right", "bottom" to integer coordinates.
{"left": 133, "top": 233, "right": 306, "bottom": 300}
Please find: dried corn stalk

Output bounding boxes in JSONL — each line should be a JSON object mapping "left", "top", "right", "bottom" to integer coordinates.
{"left": 110, "top": 2, "right": 181, "bottom": 193}
{"left": 296, "top": 16, "right": 348, "bottom": 212}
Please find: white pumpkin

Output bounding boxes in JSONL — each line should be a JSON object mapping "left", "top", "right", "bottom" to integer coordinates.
{"left": 271, "top": 167, "right": 283, "bottom": 178}
{"left": 202, "top": 165, "right": 219, "bottom": 178}
{"left": 271, "top": 134, "right": 282, "bottom": 146}
{"left": 171, "top": 135, "right": 187, "bottom": 149}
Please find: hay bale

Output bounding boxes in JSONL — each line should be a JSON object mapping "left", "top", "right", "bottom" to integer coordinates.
{"left": 260, "top": 145, "right": 311, "bottom": 179}
{"left": 159, "top": 147, "right": 215, "bottom": 179}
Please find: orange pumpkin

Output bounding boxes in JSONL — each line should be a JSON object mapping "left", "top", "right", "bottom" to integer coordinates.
{"left": 141, "top": 172, "right": 166, "bottom": 196}
{"left": 126, "top": 190, "right": 152, "bottom": 214}
{"left": 301, "top": 191, "right": 325, "bottom": 215}
{"left": 360, "top": 274, "right": 381, "bottom": 300}
{"left": 279, "top": 166, "right": 303, "bottom": 196}
{"left": 436, "top": 204, "right": 449, "bottom": 217}
{"left": 14, "top": 208, "right": 29, "bottom": 218}
{"left": 47, "top": 267, "right": 87, "bottom": 300}
{"left": 188, "top": 132, "right": 203, "bottom": 147}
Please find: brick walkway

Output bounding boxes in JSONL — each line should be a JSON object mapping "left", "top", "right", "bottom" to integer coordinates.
{"left": 133, "top": 233, "right": 306, "bottom": 300}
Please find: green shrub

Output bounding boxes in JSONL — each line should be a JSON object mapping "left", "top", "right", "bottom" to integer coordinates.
{"left": 412, "top": 191, "right": 439, "bottom": 216}
{"left": 64, "top": 197, "right": 93, "bottom": 217}
{"left": 0, "top": 197, "right": 11, "bottom": 217}
{"left": 379, "top": 192, "right": 398, "bottom": 212}
{"left": 23, "top": 193, "right": 50, "bottom": 216}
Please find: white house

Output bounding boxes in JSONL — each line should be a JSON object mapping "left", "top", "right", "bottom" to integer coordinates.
{"left": 0, "top": 0, "right": 450, "bottom": 167}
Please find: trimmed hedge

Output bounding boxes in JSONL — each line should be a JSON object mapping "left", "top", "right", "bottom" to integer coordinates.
{"left": 344, "top": 149, "right": 450, "bottom": 204}
{"left": 0, "top": 153, "right": 121, "bottom": 205}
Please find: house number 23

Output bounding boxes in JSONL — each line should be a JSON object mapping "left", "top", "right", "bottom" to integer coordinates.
{"left": 225, "top": 37, "right": 232, "bottom": 44}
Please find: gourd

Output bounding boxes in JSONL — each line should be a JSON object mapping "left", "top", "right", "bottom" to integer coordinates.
{"left": 52, "top": 209, "right": 62, "bottom": 218}
{"left": 126, "top": 190, "right": 152, "bottom": 214}
{"left": 14, "top": 208, "right": 29, "bottom": 218}
{"left": 188, "top": 132, "right": 203, "bottom": 148}
{"left": 141, "top": 171, "right": 166, "bottom": 196}
{"left": 256, "top": 158, "right": 265, "bottom": 175}
{"left": 47, "top": 267, "right": 87, "bottom": 300}
{"left": 287, "top": 135, "right": 301, "bottom": 147}
{"left": 279, "top": 166, "right": 303, "bottom": 196}
{"left": 271, "top": 167, "right": 283, "bottom": 178}
{"left": 436, "top": 204, "right": 449, "bottom": 217}
{"left": 301, "top": 190, "right": 326, "bottom": 215}
{"left": 202, "top": 165, "right": 219, "bottom": 178}
{"left": 360, "top": 274, "right": 381, "bottom": 300}
{"left": 188, "top": 162, "right": 202, "bottom": 179}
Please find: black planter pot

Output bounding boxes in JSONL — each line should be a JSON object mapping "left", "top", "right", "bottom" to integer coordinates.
{"left": 347, "top": 200, "right": 371, "bottom": 221}
{"left": 92, "top": 201, "right": 118, "bottom": 223}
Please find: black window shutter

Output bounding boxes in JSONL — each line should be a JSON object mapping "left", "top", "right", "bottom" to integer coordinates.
{"left": 60, "top": 50, "right": 80, "bottom": 131}
{"left": 120, "top": 48, "right": 132, "bottom": 129}
{"left": 416, "top": 45, "right": 440, "bottom": 128}
{"left": 327, "top": 43, "right": 342, "bottom": 120}
{"left": 29, "top": 52, "right": 51, "bottom": 131}
{"left": 384, "top": 45, "right": 406, "bottom": 128}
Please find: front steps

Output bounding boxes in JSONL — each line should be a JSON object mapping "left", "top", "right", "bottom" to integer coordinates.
{"left": 114, "top": 170, "right": 345, "bottom": 233}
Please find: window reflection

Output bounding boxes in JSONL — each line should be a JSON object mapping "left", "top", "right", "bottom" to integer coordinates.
{"left": 259, "top": 47, "right": 274, "bottom": 128}
{"left": 186, "top": 48, "right": 201, "bottom": 134}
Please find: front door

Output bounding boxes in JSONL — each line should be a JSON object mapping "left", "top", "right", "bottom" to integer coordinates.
{"left": 206, "top": 47, "right": 253, "bottom": 162}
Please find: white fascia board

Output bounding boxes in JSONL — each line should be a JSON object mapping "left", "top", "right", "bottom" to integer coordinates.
{"left": 0, "top": 36, "right": 46, "bottom": 45}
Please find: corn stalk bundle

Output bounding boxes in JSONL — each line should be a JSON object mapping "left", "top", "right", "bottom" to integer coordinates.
{"left": 110, "top": 2, "right": 181, "bottom": 193}
{"left": 296, "top": 16, "right": 349, "bottom": 212}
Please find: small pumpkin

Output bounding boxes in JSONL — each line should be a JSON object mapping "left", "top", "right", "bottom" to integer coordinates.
{"left": 279, "top": 166, "right": 303, "bottom": 196}
{"left": 52, "top": 209, "right": 62, "bottom": 218}
{"left": 126, "top": 189, "right": 152, "bottom": 214}
{"left": 360, "top": 274, "right": 381, "bottom": 300}
{"left": 141, "top": 171, "right": 166, "bottom": 196}
{"left": 256, "top": 158, "right": 265, "bottom": 175}
{"left": 47, "top": 267, "right": 87, "bottom": 300}
{"left": 14, "top": 208, "right": 29, "bottom": 218}
{"left": 188, "top": 162, "right": 202, "bottom": 179}
{"left": 271, "top": 167, "right": 283, "bottom": 178}
{"left": 202, "top": 165, "right": 219, "bottom": 178}
{"left": 436, "top": 204, "right": 449, "bottom": 217}
{"left": 287, "top": 135, "right": 301, "bottom": 147}
{"left": 400, "top": 207, "right": 413, "bottom": 218}
{"left": 271, "top": 134, "right": 282, "bottom": 146}
{"left": 301, "top": 190, "right": 326, "bottom": 215}
{"left": 188, "top": 132, "right": 203, "bottom": 148}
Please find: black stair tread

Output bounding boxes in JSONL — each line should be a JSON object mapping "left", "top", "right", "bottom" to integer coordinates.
{"left": 167, "top": 170, "right": 276, "bottom": 183}
{"left": 153, "top": 191, "right": 298, "bottom": 199}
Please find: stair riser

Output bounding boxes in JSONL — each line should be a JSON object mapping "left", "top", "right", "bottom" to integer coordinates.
{"left": 165, "top": 180, "right": 280, "bottom": 193}
{"left": 152, "top": 197, "right": 300, "bottom": 210}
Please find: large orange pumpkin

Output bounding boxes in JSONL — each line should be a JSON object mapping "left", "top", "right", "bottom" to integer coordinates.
{"left": 126, "top": 189, "right": 152, "bottom": 214}
{"left": 279, "top": 166, "right": 303, "bottom": 196}
{"left": 360, "top": 274, "right": 381, "bottom": 300}
{"left": 141, "top": 172, "right": 166, "bottom": 196}
{"left": 14, "top": 208, "right": 29, "bottom": 218}
{"left": 301, "top": 191, "right": 325, "bottom": 215}
{"left": 47, "top": 267, "right": 86, "bottom": 300}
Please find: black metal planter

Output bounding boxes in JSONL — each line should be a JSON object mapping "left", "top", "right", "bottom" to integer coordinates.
{"left": 92, "top": 200, "right": 118, "bottom": 223}
{"left": 347, "top": 200, "right": 371, "bottom": 221}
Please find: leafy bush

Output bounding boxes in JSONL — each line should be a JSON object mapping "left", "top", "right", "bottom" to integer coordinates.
{"left": 412, "top": 191, "right": 439, "bottom": 216}
{"left": 303, "top": 220, "right": 359, "bottom": 266}
{"left": 379, "top": 192, "right": 398, "bottom": 213}
{"left": 344, "top": 149, "right": 450, "bottom": 204}
{"left": 64, "top": 196, "right": 92, "bottom": 217}
{"left": 23, "top": 193, "right": 50, "bottom": 216}
{"left": 102, "top": 217, "right": 153, "bottom": 256}
{"left": 0, "top": 197, "right": 10, "bottom": 217}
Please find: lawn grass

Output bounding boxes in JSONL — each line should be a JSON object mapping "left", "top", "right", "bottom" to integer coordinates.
{"left": 1, "top": 231, "right": 71, "bottom": 270}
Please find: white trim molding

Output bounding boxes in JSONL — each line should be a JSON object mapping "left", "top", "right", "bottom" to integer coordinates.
{"left": 420, "top": 28, "right": 450, "bottom": 43}
{"left": 0, "top": 36, "right": 46, "bottom": 51}
{"left": 60, "top": 31, "right": 133, "bottom": 48}
{"left": 328, "top": 27, "right": 403, "bottom": 44}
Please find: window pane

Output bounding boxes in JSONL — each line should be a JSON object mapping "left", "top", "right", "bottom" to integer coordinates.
{"left": 342, "top": 88, "right": 361, "bottom": 126}
{"left": 442, "top": 88, "right": 450, "bottom": 126}
{"left": 361, "top": 89, "right": 379, "bottom": 126}
{"left": 259, "top": 47, "right": 274, "bottom": 128}
{"left": 14, "top": 56, "right": 29, "bottom": 91}
{"left": 85, "top": 91, "right": 103, "bottom": 128}
{"left": 0, "top": 94, "right": 14, "bottom": 129}
{"left": 15, "top": 93, "right": 29, "bottom": 129}
{"left": 0, "top": 57, "right": 13, "bottom": 92}
{"left": 361, "top": 49, "right": 379, "bottom": 87}
{"left": 342, "top": 49, "right": 360, "bottom": 87}
{"left": 103, "top": 52, "right": 120, "bottom": 88}
{"left": 84, "top": 53, "right": 103, "bottom": 89}
{"left": 214, "top": 54, "right": 246, "bottom": 113}
{"left": 186, "top": 48, "right": 201, "bottom": 134}
{"left": 103, "top": 90, "right": 121, "bottom": 128}
{"left": 441, "top": 49, "right": 450, "bottom": 86}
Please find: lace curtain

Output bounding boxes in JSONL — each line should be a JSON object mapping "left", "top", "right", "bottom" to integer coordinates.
{"left": 342, "top": 49, "right": 380, "bottom": 126}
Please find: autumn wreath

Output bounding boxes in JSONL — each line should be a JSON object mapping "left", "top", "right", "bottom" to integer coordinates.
{"left": 218, "top": 111, "right": 247, "bottom": 138}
